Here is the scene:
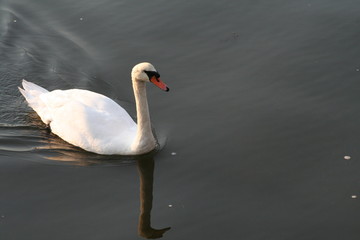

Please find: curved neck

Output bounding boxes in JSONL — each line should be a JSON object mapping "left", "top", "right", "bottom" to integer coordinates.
{"left": 132, "top": 80, "right": 156, "bottom": 154}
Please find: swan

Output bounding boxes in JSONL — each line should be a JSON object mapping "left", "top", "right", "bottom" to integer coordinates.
{"left": 18, "top": 62, "right": 169, "bottom": 155}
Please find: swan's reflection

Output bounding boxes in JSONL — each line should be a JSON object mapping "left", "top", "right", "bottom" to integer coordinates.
{"left": 40, "top": 146, "right": 171, "bottom": 238}
{"left": 137, "top": 156, "right": 171, "bottom": 239}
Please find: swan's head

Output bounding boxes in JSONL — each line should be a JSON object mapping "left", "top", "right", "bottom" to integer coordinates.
{"left": 131, "top": 62, "right": 169, "bottom": 91}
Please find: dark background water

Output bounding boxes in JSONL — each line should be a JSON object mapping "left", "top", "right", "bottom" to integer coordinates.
{"left": 1, "top": 0, "right": 360, "bottom": 239}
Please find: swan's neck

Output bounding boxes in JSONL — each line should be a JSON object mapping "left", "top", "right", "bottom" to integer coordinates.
{"left": 131, "top": 80, "right": 156, "bottom": 154}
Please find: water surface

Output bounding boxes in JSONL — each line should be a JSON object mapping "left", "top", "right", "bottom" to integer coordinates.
{"left": 1, "top": 0, "right": 360, "bottom": 239}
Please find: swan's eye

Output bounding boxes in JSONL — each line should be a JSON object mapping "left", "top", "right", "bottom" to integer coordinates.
{"left": 144, "top": 70, "right": 160, "bottom": 80}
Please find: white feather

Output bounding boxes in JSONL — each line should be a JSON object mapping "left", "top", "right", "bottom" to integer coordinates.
{"left": 18, "top": 62, "right": 167, "bottom": 155}
{"left": 19, "top": 80, "right": 136, "bottom": 154}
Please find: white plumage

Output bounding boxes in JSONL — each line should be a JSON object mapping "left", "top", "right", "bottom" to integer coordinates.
{"left": 18, "top": 62, "right": 169, "bottom": 155}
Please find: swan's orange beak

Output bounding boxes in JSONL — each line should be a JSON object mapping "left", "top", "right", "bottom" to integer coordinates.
{"left": 150, "top": 76, "right": 169, "bottom": 92}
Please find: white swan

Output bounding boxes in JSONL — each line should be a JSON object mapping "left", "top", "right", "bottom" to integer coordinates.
{"left": 18, "top": 62, "right": 169, "bottom": 155}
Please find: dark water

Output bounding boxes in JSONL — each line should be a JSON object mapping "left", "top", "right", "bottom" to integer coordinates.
{"left": 1, "top": 0, "right": 360, "bottom": 239}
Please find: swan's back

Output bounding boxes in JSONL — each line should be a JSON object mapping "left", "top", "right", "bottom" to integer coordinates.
{"left": 19, "top": 80, "right": 137, "bottom": 155}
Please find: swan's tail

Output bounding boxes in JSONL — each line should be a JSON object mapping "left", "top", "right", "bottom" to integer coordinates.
{"left": 18, "top": 79, "right": 49, "bottom": 101}
{"left": 18, "top": 80, "right": 51, "bottom": 123}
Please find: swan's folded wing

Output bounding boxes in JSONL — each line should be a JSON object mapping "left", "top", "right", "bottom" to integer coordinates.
{"left": 40, "top": 89, "right": 137, "bottom": 154}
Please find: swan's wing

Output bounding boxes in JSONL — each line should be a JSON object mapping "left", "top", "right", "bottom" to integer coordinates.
{"left": 40, "top": 89, "right": 137, "bottom": 154}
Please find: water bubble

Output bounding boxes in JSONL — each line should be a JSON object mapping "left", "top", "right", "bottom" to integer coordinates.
{"left": 168, "top": 204, "right": 173, "bottom": 208}
{"left": 344, "top": 156, "right": 351, "bottom": 160}
{"left": 80, "top": 17, "right": 84, "bottom": 21}
{"left": 351, "top": 195, "right": 357, "bottom": 199}
{"left": 13, "top": 19, "right": 17, "bottom": 23}
{"left": 171, "top": 152, "right": 177, "bottom": 156}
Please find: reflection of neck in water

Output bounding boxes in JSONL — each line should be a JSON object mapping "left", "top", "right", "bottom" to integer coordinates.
{"left": 137, "top": 157, "right": 171, "bottom": 239}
